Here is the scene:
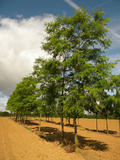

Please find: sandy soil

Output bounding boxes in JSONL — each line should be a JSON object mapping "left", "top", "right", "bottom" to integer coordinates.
{"left": 0, "top": 117, "right": 84, "bottom": 160}
{"left": 26, "top": 117, "right": 120, "bottom": 160}
{"left": 0, "top": 117, "right": 120, "bottom": 160}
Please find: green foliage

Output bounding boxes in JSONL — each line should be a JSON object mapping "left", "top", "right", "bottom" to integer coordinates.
{"left": 33, "top": 58, "right": 61, "bottom": 118}
{"left": 111, "top": 75, "right": 120, "bottom": 118}
{"left": 0, "top": 111, "right": 10, "bottom": 117}
{"left": 6, "top": 75, "right": 37, "bottom": 116}
{"left": 42, "top": 7, "right": 114, "bottom": 119}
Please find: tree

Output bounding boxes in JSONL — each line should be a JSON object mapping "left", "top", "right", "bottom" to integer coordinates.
{"left": 84, "top": 88, "right": 102, "bottom": 132}
{"left": 111, "top": 75, "right": 120, "bottom": 134}
{"left": 42, "top": 7, "right": 113, "bottom": 151}
{"left": 33, "top": 57, "right": 61, "bottom": 134}
{"left": 6, "top": 75, "right": 36, "bottom": 123}
{"left": 102, "top": 95, "right": 114, "bottom": 134}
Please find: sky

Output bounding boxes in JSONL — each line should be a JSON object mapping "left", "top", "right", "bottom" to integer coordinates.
{"left": 0, "top": 0, "right": 120, "bottom": 111}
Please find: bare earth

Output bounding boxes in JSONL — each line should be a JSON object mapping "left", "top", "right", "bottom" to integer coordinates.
{"left": 0, "top": 117, "right": 84, "bottom": 160}
{"left": 26, "top": 117, "right": 120, "bottom": 160}
{"left": 0, "top": 117, "right": 120, "bottom": 160}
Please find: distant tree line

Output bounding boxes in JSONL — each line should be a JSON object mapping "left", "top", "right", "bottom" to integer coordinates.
{"left": 6, "top": 7, "right": 120, "bottom": 151}
{"left": 0, "top": 111, "right": 10, "bottom": 116}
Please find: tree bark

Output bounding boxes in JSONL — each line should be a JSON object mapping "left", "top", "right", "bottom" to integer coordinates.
{"left": 74, "top": 117, "right": 79, "bottom": 152}
{"left": 60, "top": 64, "right": 65, "bottom": 144}
{"left": 66, "top": 118, "right": 67, "bottom": 125}
{"left": 96, "top": 112, "right": 98, "bottom": 132}
{"left": 23, "top": 112, "right": 25, "bottom": 124}
{"left": 48, "top": 116, "right": 49, "bottom": 122}
{"left": 39, "top": 113, "right": 42, "bottom": 135}
{"left": 26, "top": 114, "right": 27, "bottom": 124}
{"left": 51, "top": 116, "right": 52, "bottom": 122}
{"left": 106, "top": 114, "right": 109, "bottom": 134}
{"left": 68, "top": 117, "right": 70, "bottom": 126}
{"left": 78, "top": 118, "right": 79, "bottom": 125}
{"left": 119, "top": 117, "right": 120, "bottom": 134}
{"left": 15, "top": 113, "right": 18, "bottom": 122}
{"left": 61, "top": 115, "right": 64, "bottom": 144}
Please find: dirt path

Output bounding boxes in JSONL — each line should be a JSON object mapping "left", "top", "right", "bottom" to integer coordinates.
{"left": 0, "top": 117, "right": 84, "bottom": 160}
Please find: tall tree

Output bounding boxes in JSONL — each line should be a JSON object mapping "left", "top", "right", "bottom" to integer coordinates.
{"left": 102, "top": 95, "right": 114, "bottom": 134}
{"left": 33, "top": 57, "right": 61, "bottom": 134}
{"left": 111, "top": 75, "right": 120, "bottom": 134}
{"left": 42, "top": 7, "right": 113, "bottom": 150}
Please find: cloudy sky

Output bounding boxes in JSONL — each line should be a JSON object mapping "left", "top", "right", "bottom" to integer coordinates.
{"left": 0, "top": 0, "right": 120, "bottom": 111}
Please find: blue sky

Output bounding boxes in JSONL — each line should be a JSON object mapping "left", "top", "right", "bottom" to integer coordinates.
{"left": 0, "top": 0, "right": 120, "bottom": 111}
{"left": 0, "top": 0, "right": 120, "bottom": 18}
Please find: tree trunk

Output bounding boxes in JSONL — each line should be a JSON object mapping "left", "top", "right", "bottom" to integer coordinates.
{"left": 34, "top": 114, "right": 36, "bottom": 120}
{"left": 25, "top": 114, "right": 28, "bottom": 124}
{"left": 96, "top": 112, "right": 98, "bottom": 132}
{"left": 48, "top": 116, "right": 49, "bottom": 122}
{"left": 66, "top": 118, "right": 67, "bottom": 125}
{"left": 24, "top": 117, "right": 26, "bottom": 124}
{"left": 68, "top": 117, "right": 70, "bottom": 126}
{"left": 39, "top": 113, "right": 42, "bottom": 135}
{"left": 51, "top": 116, "right": 52, "bottom": 122}
{"left": 21, "top": 113, "right": 24, "bottom": 122}
{"left": 10, "top": 112, "right": 12, "bottom": 119}
{"left": 60, "top": 66, "right": 65, "bottom": 144}
{"left": 14, "top": 113, "right": 15, "bottom": 120}
{"left": 15, "top": 113, "right": 18, "bottom": 122}
{"left": 18, "top": 113, "right": 20, "bottom": 122}
{"left": 78, "top": 118, "right": 79, "bottom": 125}
{"left": 119, "top": 117, "right": 120, "bottom": 134}
{"left": 61, "top": 115, "right": 64, "bottom": 144}
{"left": 22, "top": 114, "right": 24, "bottom": 123}
{"left": 74, "top": 117, "right": 79, "bottom": 152}
{"left": 106, "top": 114, "right": 109, "bottom": 134}
{"left": 24, "top": 113, "right": 26, "bottom": 124}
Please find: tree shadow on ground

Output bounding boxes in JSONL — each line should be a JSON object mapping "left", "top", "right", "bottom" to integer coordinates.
{"left": 85, "top": 128, "right": 117, "bottom": 135}
{"left": 25, "top": 120, "right": 39, "bottom": 126}
{"left": 33, "top": 126, "right": 108, "bottom": 152}
{"left": 42, "top": 119, "right": 81, "bottom": 128}
{"left": 64, "top": 124, "right": 74, "bottom": 127}
{"left": 16, "top": 119, "right": 39, "bottom": 126}
{"left": 43, "top": 120, "right": 61, "bottom": 125}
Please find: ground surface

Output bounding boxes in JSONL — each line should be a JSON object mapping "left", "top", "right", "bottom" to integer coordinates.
{"left": 0, "top": 117, "right": 120, "bottom": 160}
{"left": 26, "top": 117, "right": 120, "bottom": 160}
{"left": 0, "top": 117, "right": 83, "bottom": 160}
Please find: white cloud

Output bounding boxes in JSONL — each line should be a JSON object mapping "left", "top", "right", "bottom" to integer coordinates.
{"left": 16, "top": 14, "right": 23, "bottom": 18}
{"left": 108, "top": 53, "right": 120, "bottom": 74}
{"left": 108, "top": 25, "right": 120, "bottom": 74}
{"left": 110, "top": 25, "right": 120, "bottom": 49}
{"left": 64, "top": 0, "right": 79, "bottom": 10}
{"left": 0, "top": 92, "right": 8, "bottom": 111}
{"left": 0, "top": 14, "right": 55, "bottom": 97}
{"left": 114, "top": 63, "right": 120, "bottom": 74}
{"left": 0, "top": 106, "right": 6, "bottom": 112}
